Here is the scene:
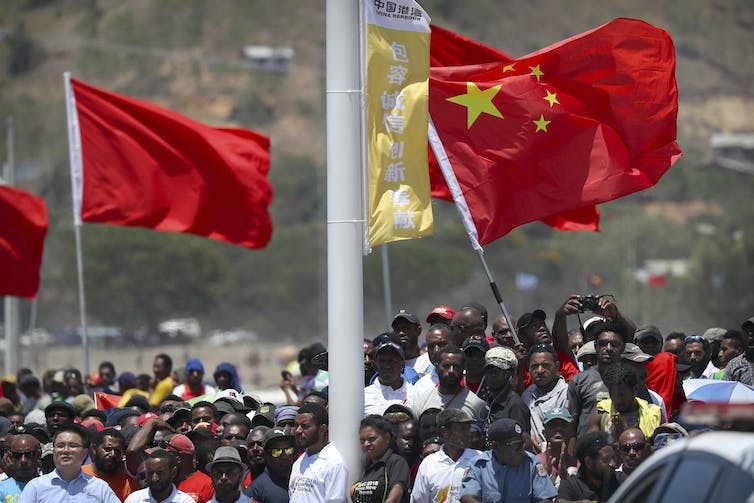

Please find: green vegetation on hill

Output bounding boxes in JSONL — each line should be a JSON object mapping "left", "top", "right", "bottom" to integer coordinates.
{"left": 0, "top": 0, "right": 752, "bottom": 341}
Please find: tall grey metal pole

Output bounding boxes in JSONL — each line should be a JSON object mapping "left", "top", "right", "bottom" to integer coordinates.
{"left": 381, "top": 244, "right": 393, "bottom": 329}
{"left": 326, "top": 0, "right": 365, "bottom": 491}
{"left": 4, "top": 116, "right": 20, "bottom": 376}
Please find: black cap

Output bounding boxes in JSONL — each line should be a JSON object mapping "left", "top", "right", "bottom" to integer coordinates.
{"left": 44, "top": 401, "right": 76, "bottom": 419}
{"left": 487, "top": 418, "right": 524, "bottom": 442}
{"left": 462, "top": 335, "right": 489, "bottom": 354}
{"left": 516, "top": 309, "right": 546, "bottom": 332}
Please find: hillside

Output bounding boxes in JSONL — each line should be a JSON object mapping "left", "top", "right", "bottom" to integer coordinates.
{"left": 0, "top": 0, "right": 753, "bottom": 350}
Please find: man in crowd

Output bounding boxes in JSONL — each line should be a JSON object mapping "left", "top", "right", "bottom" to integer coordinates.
{"left": 124, "top": 451, "right": 195, "bottom": 503}
{"left": 714, "top": 330, "right": 745, "bottom": 379}
{"left": 724, "top": 317, "right": 754, "bottom": 385}
{"left": 426, "top": 305, "right": 455, "bottom": 328}
{"left": 663, "top": 332, "right": 688, "bottom": 364}
{"left": 364, "top": 337, "right": 416, "bottom": 414}
{"left": 557, "top": 431, "right": 623, "bottom": 503}
{"left": 462, "top": 336, "right": 489, "bottom": 394}
{"left": 411, "top": 409, "right": 480, "bottom": 503}
{"left": 537, "top": 408, "right": 578, "bottom": 488}
{"left": 413, "top": 347, "right": 487, "bottom": 424}
{"left": 522, "top": 345, "right": 568, "bottom": 450}
{"left": 173, "top": 359, "right": 216, "bottom": 401}
{"left": 491, "top": 314, "right": 515, "bottom": 348}
{"left": 44, "top": 401, "right": 76, "bottom": 436}
{"left": 20, "top": 423, "right": 120, "bottom": 502}
{"left": 150, "top": 354, "right": 175, "bottom": 408}
{"left": 247, "top": 426, "right": 270, "bottom": 485}
{"left": 516, "top": 309, "right": 579, "bottom": 390}
{"left": 449, "top": 305, "right": 487, "bottom": 347}
{"left": 568, "top": 320, "right": 626, "bottom": 436}
{"left": 289, "top": 403, "right": 348, "bottom": 502}
{"left": 412, "top": 324, "right": 452, "bottom": 396}
{"left": 83, "top": 428, "right": 138, "bottom": 501}
{"left": 392, "top": 310, "right": 427, "bottom": 374}
{"left": 0, "top": 433, "right": 40, "bottom": 500}
{"left": 633, "top": 325, "right": 663, "bottom": 356}
{"left": 191, "top": 401, "right": 218, "bottom": 427}
{"left": 168, "top": 434, "right": 214, "bottom": 503}
{"left": 249, "top": 427, "right": 296, "bottom": 503}
{"left": 363, "top": 338, "right": 377, "bottom": 386}
{"left": 616, "top": 428, "right": 651, "bottom": 477}
{"left": 460, "top": 418, "right": 557, "bottom": 503}
{"left": 206, "top": 446, "right": 247, "bottom": 503}
{"left": 685, "top": 335, "right": 719, "bottom": 379}
{"left": 481, "top": 347, "right": 530, "bottom": 431}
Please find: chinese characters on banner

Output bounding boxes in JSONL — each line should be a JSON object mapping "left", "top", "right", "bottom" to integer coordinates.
{"left": 366, "top": 0, "right": 433, "bottom": 247}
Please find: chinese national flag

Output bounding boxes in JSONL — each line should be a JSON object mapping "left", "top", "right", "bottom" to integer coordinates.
{"left": 0, "top": 186, "right": 48, "bottom": 298}
{"left": 94, "top": 391, "right": 121, "bottom": 411}
{"left": 429, "top": 24, "right": 600, "bottom": 232}
{"left": 70, "top": 78, "right": 272, "bottom": 249}
{"left": 430, "top": 18, "right": 681, "bottom": 245}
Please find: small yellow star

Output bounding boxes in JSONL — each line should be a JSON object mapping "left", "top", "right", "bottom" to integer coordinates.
{"left": 447, "top": 82, "right": 504, "bottom": 128}
{"left": 529, "top": 64, "right": 544, "bottom": 81}
{"left": 502, "top": 63, "right": 516, "bottom": 73}
{"left": 543, "top": 90, "right": 559, "bottom": 107}
{"left": 533, "top": 114, "right": 550, "bottom": 132}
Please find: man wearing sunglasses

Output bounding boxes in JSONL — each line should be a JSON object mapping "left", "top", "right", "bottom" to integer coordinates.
{"left": 460, "top": 418, "right": 557, "bottom": 503}
{"left": 615, "top": 428, "right": 651, "bottom": 476}
{"left": 0, "top": 434, "right": 40, "bottom": 501}
{"left": 248, "top": 428, "right": 296, "bottom": 503}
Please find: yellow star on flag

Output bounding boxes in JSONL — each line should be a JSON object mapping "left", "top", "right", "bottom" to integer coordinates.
{"left": 533, "top": 114, "right": 551, "bottom": 132}
{"left": 529, "top": 64, "right": 544, "bottom": 81}
{"left": 447, "top": 82, "right": 504, "bottom": 128}
{"left": 502, "top": 63, "right": 516, "bottom": 73}
{"left": 544, "top": 90, "right": 559, "bottom": 107}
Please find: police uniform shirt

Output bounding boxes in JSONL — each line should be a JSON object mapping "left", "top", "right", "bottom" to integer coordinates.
{"left": 460, "top": 450, "right": 557, "bottom": 503}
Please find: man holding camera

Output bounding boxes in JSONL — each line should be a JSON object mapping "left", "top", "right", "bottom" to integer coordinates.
{"left": 552, "top": 295, "right": 636, "bottom": 348}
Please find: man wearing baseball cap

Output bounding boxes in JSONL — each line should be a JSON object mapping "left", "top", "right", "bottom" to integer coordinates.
{"left": 364, "top": 336, "right": 416, "bottom": 415}
{"left": 411, "top": 409, "right": 480, "bottom": 503}
{"left": 392, "top": 310, "right": 427, "bottom": 375}
{"left": 167, "top": 434, "right": 215, "bottom": 503}
{"left": 482, "top": 347, "right": 530, "bottom": 431}
{"left": 248, "top": 428, "right": 296, "bottom": 502}
{"left": 460, "top": 418, "right": 557, "bottom": 503}
{"left": 516, "top": 310, "right": 579, "bottom": 392}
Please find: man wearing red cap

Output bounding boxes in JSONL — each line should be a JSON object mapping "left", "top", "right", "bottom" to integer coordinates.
{"left": 167, "top": 434, "right": 215, "bottom": 503}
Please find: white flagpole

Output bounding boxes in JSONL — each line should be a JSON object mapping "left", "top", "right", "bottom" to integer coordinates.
{"left": 326, "top": 0, "right": 365, "bottom": 490}
{"left": 428, "top": 116, "right": 519, "bottom": 343}
{"left": 64, "top": 72, "right": 91, "bottom": 377}
{"left": 3, "top": 115, "right": 20, "bottom": 376}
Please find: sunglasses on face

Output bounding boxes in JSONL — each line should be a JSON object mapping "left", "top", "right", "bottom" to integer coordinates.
{"left": 684, "top": 335, "right": 705, "bottom": 344}
{"left": 529, "top": 343, "right": 555, "bottom": 355}
{"left": 9, "top": 450, "right": 40, "bottom": 460}
{"left": 620, "top": 442, "right": 646, "bottom": 453}
{"left": 597, "top": 339, "right": 621, "bottom": 347}
{"left": 268, "top": 447, "right": 295, "bottom": 458}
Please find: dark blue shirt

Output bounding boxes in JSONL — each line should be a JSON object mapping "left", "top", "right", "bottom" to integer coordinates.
{"left": 247, "top": 468, "right": 289, "bottom": 503}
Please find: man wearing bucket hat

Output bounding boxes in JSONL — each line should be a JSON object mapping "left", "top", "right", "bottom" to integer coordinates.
{"left": 482, "top": 347, "right": 530, "bottom": 431}
{"left": 460, "top": 418, "right": 557, "bottom": 503}
{"left": 206, "top": 446, "right": 247, "bottom": 503}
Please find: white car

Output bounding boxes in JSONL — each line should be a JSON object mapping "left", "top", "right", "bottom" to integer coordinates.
{"left": 607, "top": 431, "right": 754, "bottom": 502}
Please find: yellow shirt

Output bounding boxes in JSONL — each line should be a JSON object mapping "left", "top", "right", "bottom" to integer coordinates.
{"left": 149, "top": 376, "right": 175, "bottom": 406}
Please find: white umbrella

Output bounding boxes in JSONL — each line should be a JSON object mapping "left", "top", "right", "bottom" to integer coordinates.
{"left": 683, "top": 379, "right": 754, "bottom": 404}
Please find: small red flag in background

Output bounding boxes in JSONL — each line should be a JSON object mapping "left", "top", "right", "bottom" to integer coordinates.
{"left": 0, "top": 185, "right": 47, "bottom": 298}
{"left": 71, "top": 78, "right": 273, "bottom": 249}
{"left": 429, "top": 18, "right": 681, "bottom": 246}
{"left": 94, "top": 391, "right": 121, "bottom": 411}
{"left": 429, "top": 23, "right": 601, "bottom": 233}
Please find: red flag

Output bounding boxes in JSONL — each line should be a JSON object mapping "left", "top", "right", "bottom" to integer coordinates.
{"left": 429, "top": 18, "right": 681, "bottom": 245}
{"left": 94, "top": 391, "right": 121, "bottom": 411}
{"left": 70, "top": 78, "right": 272, "bottom": 249}
{"left": 429, "top": 24, "right": 601, "bottom": 232}
{"left": 0, "top": 186, "right": 47, "bottom": 298}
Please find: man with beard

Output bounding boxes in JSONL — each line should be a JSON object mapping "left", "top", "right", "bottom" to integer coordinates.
{"left": 206, "top": 447, "right": 247, "bottom": 503}
{"left": 248, "top": 428, "right": 296, "bottom": 503}
{"left": 567, "top": 320, "right": 626, "bottom": 436}
{"left": 0, "top": 433, "right": 40, "bottom": 500}
{"left": 460, "top": 419, "right": 557, "bottom": 503}
{"left": 83, "top": 428, "right": 138, "bottom": 501}
{"left": 557, "top": 432, "right": 623, "bottom": 503}
{"left": 289, "top": 403, "right": 348, "bottom": 502}
{"left": 124, "top": 451, "right": 195, "bottom": 503}
{"left": 413, "top": 347, "right": 487, "bottom": 425}
{"left": 412, "top": 324, "right": 452, "bottom": 397}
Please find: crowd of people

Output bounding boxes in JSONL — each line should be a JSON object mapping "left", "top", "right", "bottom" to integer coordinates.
{"left": 0, "top": 295, "right": 751, "bottom": 502}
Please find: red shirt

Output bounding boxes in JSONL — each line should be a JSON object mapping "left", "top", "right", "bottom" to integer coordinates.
{"left": 177, "top": 471, "right": 215, "bottom": 503}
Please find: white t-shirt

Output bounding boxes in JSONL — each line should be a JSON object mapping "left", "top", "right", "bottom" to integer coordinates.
{"left": 410, "top": 353, "right": 434, "bottom": 377}
{"left": 289, "top": 442, "right": 349, "bottom": 503}
{"left": 364, "top": 379, "right": 416, "bottom": 415}
{"left": 124, "top": 486, "right": 196, "bottom": 503}
{"left": 413, "top": 370, "right": 439, "bottom": 397}
{"left": 410, "top": 447, "right": 481, "bottom": 503}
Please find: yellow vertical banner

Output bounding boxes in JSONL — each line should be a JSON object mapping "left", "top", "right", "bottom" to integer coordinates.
{"left": 366, "top": 0, "right": 433, "bottom": 248}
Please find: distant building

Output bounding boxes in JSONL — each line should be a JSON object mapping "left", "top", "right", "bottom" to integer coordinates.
{"left": 241, "top": 46, "right": 294, "bottom": 73}
{"left": 710, "top": 133, "right": 754, "bottom": 174}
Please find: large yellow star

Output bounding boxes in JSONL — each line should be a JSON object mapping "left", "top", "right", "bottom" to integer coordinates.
{"left": 529, "top": 64, "right": 544, "bottom": 81}
{"left": 533, "top": 114, "right": 551, "bottom": 132}
{"left": 447, "top": 82, "right": 504, "bottom": 128}
{"left": 502, "top": 63, "right": 516, "bottom": 73}
{"left": 543, "top": 90, "right": 559, "bottom": 107}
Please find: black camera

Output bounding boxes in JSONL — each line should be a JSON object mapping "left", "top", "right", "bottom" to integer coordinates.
{"left": 579, "top": 295, "right": 601, "bottom": 312}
